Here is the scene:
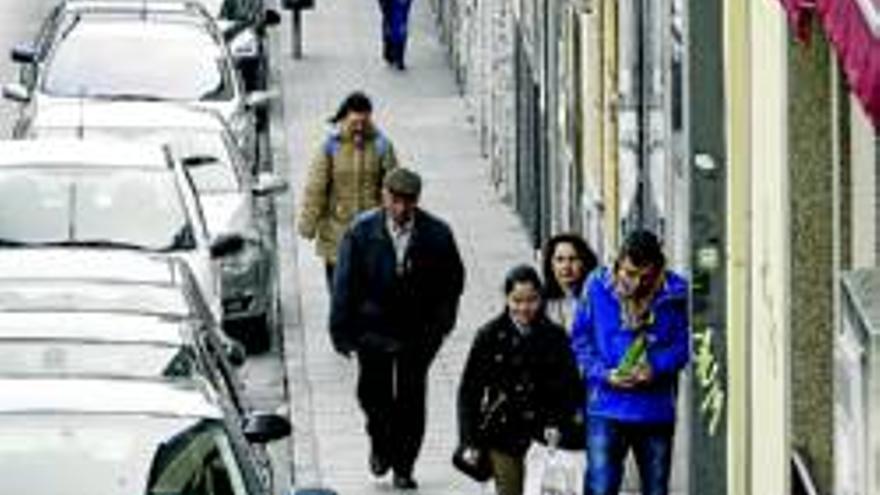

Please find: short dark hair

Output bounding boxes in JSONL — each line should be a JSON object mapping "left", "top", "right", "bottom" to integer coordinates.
{"left": 329, "top": 91, "right": 373, "bottom": 123}
{"left": 618, "top": 229, "right": 665, "bottom": 268}
{"left": 541, "top": 233, "right": 598, "bottom": 299}
{"left": 503, "top": 264, "right": 543, "bottom": 295}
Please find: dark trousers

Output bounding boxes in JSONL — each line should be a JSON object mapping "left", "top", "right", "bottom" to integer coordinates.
{"left": 377, "top": 0, "right": 413, "bottom": 62}
{"left": 324, "top": 263, "right": 337, "bottom": 298}
{"left": 356, "top": 345, "right": 434, "bottom": 477}
{"left": 586, "top": 417, "right": 675, "bottom": 495}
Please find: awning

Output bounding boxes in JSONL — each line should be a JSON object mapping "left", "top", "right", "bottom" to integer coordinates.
{"left": 817, "top": 0, "right": 880, "bottom": 129}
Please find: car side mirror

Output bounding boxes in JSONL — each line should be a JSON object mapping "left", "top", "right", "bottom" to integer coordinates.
{"left": 245, "top": 89, "right": 278, "bottom": 110}
{"left": 225, "top": 339, "right": 247, "bottom": 367}
{"left": 243, "top": 412, "right": 292, "bottom": 443}
{"left": 210, "top": 233, "right": 244, "bottom": 258}
{"left": 10, "top": 42, "right": 36, "bottom": 64}
{"left": 253, "top": 172, "right": 288, "bottom": 196}
{"left": 262, "top": 9, "right": 281, "bottom": 27}
{"left": 2, "top": 83, "right": 29, "bottom": 103}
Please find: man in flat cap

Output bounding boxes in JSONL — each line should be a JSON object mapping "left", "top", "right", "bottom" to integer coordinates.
{"left": 331, "top": 167, "right": 465, "bottom": 489}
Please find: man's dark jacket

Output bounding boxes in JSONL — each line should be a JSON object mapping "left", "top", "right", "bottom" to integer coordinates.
{"left": 330, "top": 207, "right": 465, "bottom": 356}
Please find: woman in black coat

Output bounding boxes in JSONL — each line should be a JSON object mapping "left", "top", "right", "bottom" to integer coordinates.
{"left": 456, "top": 265, "right": 584, "bottom": 495}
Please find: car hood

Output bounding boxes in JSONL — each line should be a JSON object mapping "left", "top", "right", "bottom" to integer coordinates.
{"left": 198, "top": 192, "right": 253, "bottom": 237}
{"left": 28, "top": 99, "right": 225, "bottom": 135}
{"left": 0, "top": 248, "right": 177, "bottom": 284}
{"left": 29, "top": 94, "right": 238, "bottom": 136}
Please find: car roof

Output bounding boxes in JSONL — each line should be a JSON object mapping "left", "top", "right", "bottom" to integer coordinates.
{"left": 0, "top": 139, "right": 168, "bottom": 169}
{"left": 0, "top": 377, "right": 221, "bottom": 418}
{"left": 0, "top": 280, "right": 192, "bottom": 318}
{"left": 32, "top": 101, "right": 227, "bottom": 134}
{"left": 0, "top": 248, "right": 182, "bottom": 286}
{"left": 0, "top": 311, "right": 187, "bottom": 346}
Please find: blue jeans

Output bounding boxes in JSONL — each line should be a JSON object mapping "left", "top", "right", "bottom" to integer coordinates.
{"left": 585, "top": 417, "right": 674, "bottom": 495}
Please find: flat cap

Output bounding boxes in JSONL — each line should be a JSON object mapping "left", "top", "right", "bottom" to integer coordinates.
{"left": 383, "top": 167, "right": 422, "bottom": 197}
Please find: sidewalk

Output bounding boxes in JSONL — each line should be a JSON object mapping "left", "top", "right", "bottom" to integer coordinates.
{"left": 273, "top": 0, "right": 535, "bottom": 494}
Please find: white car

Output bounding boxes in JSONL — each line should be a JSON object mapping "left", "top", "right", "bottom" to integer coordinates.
{"left": 0, "top": 377, "right": 291, "bottom": 495}
{"left": 0, "top": 139, "right": 241, "bottom": 322}
{"left": 2, "top": 0, "right": 274, "bottom": 161}
{"left": 28, "top": 102, "right": 288, "bottom": 352}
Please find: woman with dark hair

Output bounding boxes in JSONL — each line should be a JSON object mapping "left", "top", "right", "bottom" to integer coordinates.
{"left": 298, "top": 91, "right": 398, "bottom": 291}
{"left": 456, "top": 264, "right": 584, "bottom": 495}
{"left": 541, "top": 233, "right": 598, "bottom": 334}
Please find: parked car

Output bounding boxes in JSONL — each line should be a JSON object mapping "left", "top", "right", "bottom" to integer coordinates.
{"left": 8, "top": 0, "right": 279, "bottom": 94}
{"left": 0, "top": 247, "right": 244, "bottom": 360}
{"left": 28, "top": 103, "right": 289, "bottom": 352}
{"left": 2, "top": 1, "right": 274, "bottom": 160}
{"left": 0, "top": 310, "right": 249, "bottom": 413}
{"left": 0, "top": 377, "right": 291, "bottom": 495}
{"left": 0, "top": 139, "right": 243, "bottom": 323}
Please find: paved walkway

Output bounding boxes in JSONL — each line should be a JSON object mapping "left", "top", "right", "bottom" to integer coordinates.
{"left": 272, "top": 1, "right": 535, "bottom": 494}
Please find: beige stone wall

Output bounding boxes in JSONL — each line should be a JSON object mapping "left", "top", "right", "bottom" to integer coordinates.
{"left": 787, "top": 29, "right": 836, "bottom": 495}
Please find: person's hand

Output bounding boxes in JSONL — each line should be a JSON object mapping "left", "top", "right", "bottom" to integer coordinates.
{"left": 631, "top": 363, "right": 653, "bottom": 384}
{"left": 461, "top": 447, "right": 481, "bottom": 465}
{"left": 608, "top": 369, "right": 639, "bottom": 389}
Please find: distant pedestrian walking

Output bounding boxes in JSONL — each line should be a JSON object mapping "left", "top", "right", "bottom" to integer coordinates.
{"left": 456, "top": 265, "right": 584, "bottom": 495}
{"left": 330, "top": 167, "right": 465, "bottom": 490}
{"left": 570, "top": 230, "right": 689, "bottom": 495}
{"left": 541, "top": 233, "right": 598, "bottom": 335}
{"left": 378, "top": 0, "right": 413, "bottom": 69}
{"left": 298, "top": 91, "right": 398, "bottom": 290}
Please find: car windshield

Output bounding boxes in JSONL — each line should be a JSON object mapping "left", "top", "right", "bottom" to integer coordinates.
{"left": 0, "top": 166, "right": 194, "bottom": 251}
{"left": 0, "top": 282, "right": 192, "bottom": 318}
{"left": 42, "top": 21, "right": 233, "bottom": 101}
{"left": 0, "top": 416, "right": 247, "bottom": 495}
{"left": 0, "top": 341, "right": 193, "bottom": 379}
{"left": 38, "top": 127, "right": 242, "bottom": 194}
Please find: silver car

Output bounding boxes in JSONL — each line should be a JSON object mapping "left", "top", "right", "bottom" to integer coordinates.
{"left": 0, "top": 377, "right": 291, "bottom": 495}
{"left": 28, "top": 103, "right": 288, "bottom": 352}
{"left": 3, "top": 1, "right": 273, "bottom": 161}
{"left": 0, "top": 310, "right": 248, "bottom": 411}
{"left": 0, "top": 139, "right": 241, "bottom": 323}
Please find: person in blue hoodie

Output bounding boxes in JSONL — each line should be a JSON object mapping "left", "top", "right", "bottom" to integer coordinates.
{"left": 570, "top": 229, "right": 689, "bottom": 495}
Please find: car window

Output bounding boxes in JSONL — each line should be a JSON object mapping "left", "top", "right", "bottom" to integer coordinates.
{"left": 147, "top": 420, "right": 249, "bottom": 495}
{"left": 0, "top": 167, "right": 194, "bottom": 251}
{"left": 42, "top": 21, "right": 234, "bottom": 101}
{"left": 0, "top": 414, "right": 197, "bottom": 495}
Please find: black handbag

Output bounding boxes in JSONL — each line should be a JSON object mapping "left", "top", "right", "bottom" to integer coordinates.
{"left": 451, "top": 444, "right": 492, "bottom": 482}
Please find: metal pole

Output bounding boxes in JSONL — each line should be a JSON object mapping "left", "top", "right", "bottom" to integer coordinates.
{"left": 291, "top": 9, "right": 302, "bottom": 59}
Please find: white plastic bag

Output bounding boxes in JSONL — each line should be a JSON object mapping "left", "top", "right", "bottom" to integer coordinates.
{"left": 523, "top": 442, "right": 585, "bottom": 495}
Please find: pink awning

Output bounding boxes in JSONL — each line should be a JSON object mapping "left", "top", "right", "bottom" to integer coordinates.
{"left": 817, "top": 0, "right": 880, "bottom": 129}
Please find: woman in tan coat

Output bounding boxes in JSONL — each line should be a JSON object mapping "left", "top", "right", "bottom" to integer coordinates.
{"left": 298, "top": 91, "right": 398, "bottom": 290}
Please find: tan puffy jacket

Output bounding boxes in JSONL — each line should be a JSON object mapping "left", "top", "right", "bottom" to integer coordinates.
{"left": 297, "top": 125, "right": 398, "bottom": 263}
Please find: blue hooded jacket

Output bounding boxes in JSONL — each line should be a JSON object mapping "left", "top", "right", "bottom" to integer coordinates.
{"left": 570, "top": 267, "right": 689, "bottom": 424}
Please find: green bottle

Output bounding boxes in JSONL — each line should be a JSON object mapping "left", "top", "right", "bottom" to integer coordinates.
{"left": 613, "top": 333, "right": 647, "bottom": 378}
